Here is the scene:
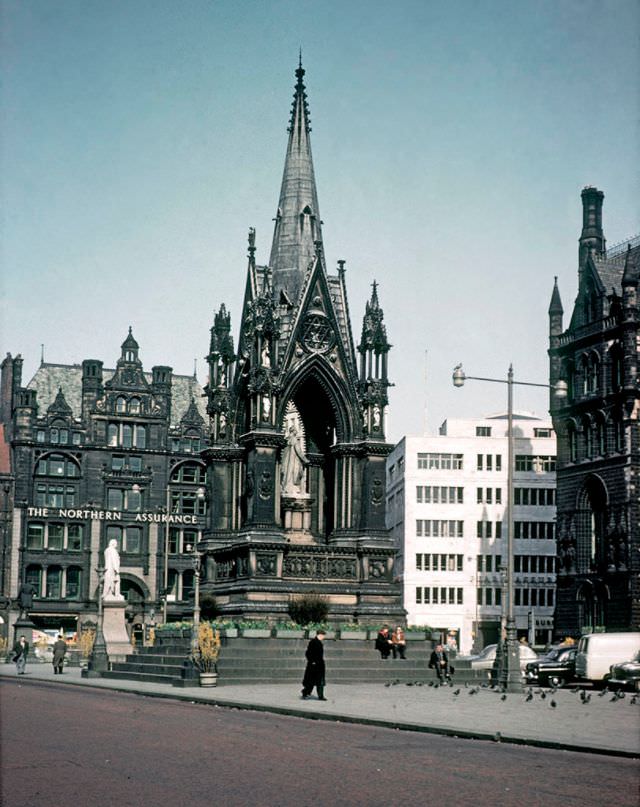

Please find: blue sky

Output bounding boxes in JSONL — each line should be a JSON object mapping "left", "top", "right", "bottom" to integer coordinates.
{"left": 2, "top": 0, "right": 638, "bottom": 441}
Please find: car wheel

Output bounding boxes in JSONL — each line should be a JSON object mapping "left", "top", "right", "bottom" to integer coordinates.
{"left": 549, "top": 675, "right": 563, "bottom": 688}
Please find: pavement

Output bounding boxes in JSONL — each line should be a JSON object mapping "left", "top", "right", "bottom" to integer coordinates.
{"left": 2, "top": 663, "right": 639, "bottom": 758}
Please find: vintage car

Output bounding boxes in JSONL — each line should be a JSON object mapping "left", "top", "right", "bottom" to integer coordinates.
{"left": 525, "top": 645, "right": 577, "bottom": 687}
{"left": 460, "top": 643, "right": 538, "bottom": 676}
{"left": 609, "top": 650, "right": 640, "bottom": 691}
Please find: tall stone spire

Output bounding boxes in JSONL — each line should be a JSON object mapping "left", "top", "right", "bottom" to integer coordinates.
{"left": 269, "top": 57, "right": 323, "bottom": 303}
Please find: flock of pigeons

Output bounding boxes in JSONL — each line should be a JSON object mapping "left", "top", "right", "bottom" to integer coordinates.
{"left": 383, "top": 678, "right": 639, "bottom": 708}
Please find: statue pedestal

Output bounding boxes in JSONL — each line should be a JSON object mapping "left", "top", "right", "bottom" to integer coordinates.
{"left": 282, "top": 496, "right": 314, "bottom": 544}
{"left": 13, "top": 616, "right": 36, "bottom": 649}
{"left": 102, "top": 599, "right": 131, "bottom": 660}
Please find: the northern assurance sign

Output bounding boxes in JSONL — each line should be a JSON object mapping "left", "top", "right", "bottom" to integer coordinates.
{"left": 26, "top": 507, "right": 201, "bottom": 525}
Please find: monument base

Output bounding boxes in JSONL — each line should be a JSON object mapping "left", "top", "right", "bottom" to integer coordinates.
{"left": 282, "top": 496, "right": 314, "bottom": 544}
{"left": 102, "top": 600, "right": 131, "bottom": 660}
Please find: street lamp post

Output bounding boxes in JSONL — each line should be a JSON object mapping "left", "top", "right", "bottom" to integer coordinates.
{"left": 162, "top": 484, "right": 171, "bottom": 625}
{"left": 453, "top": 364, "right": 566, "bottom": 692}
{"left": 187, "top": 487, "right": 206, "bottom": 655}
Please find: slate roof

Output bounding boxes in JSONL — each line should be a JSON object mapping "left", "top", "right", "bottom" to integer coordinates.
{"left": 27, "top": 363, "right": 207, "bottom": 428}
{"left": 593, "top": 241, "right": 640, "bottom": 295}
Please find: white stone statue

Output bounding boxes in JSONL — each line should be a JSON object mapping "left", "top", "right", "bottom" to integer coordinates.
{"left": 262, "top": 396, "right": 271, "bottom": 422}
{"left": 261, "top": 340, "right": 271, "bottom": 368}
{"left": 281, "top": 423, "right": 308, "bottom": 496}
{"left": 103, "top": 539, "right": 124, "bottom": 600}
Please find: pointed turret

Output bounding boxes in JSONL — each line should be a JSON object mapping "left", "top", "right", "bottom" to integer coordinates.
{"left": 269, "top": 57, "right": 323, "bottom": 304}
{"left": 358, "top": 281, "right": 391, "bottom": 439}
{"left": 548, "top": 276, "right": 564, "bottom": 337}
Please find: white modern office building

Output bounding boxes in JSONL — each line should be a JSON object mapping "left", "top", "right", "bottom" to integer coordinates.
{"left": 387, "top": 413, "right": 557, "bottom": 654}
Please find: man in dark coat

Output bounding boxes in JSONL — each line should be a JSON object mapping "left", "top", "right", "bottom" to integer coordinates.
{"left": 375, "top": 626, "right": 393, "bottom": 659}
{"left": 52, "top": 634, "right": 67, "bottom": 674}
{"left": 429, "top": 643, "right": 453, "bottom": 683}
{"left": 301, "top": 629, "right": 326, "bottom": 700}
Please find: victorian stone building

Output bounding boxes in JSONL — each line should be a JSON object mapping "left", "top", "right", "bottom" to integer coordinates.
{"left": 0, "top": 335, "right": 208, "bottom": 640}
{"left": 548, "top": 187, "right": 639, "bottom": 637}
{"left": 200, "top": 61, "right": 402, "bottom": 623}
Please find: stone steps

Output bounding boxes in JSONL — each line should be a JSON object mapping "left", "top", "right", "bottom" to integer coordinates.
{"left": 99, "top": 636, "right": 488, "bottom": 688}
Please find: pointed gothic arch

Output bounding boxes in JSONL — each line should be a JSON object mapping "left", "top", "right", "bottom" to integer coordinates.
{"left": 575, "top": 474, "right": 609, "bottom": 573}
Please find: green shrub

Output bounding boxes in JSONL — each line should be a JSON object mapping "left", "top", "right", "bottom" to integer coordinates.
{"left": 287, "top": 593, "right": 329, "bottom": 626}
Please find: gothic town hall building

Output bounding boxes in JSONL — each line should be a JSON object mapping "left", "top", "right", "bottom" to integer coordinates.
{"left": 549, "top": 187, "right": 639, "bottom": 637}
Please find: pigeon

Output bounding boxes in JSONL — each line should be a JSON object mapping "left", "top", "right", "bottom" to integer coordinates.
{"left": 630, "top": 695, "right": 637, "bottom": 705}
{"left": 550, "top": 699, "right": 557, "bottom": 708}
{"left": 428, "top": 681, "right": 434, "bottom": 687}
{"left": 598, "top": 687, "right": 609, "bottom": 697}
{"left": 525, "top": 691, "right": 534, "bottom": 702}
{"left": 501, "top": 694, "right": 507, "bottom": 701}
{"left": 384, "top": 682, "right": 391, "bottom": 687}
{"left": 616, "top": 691, "right": 626, "bottom": 700}
{"left": 581, "top": 693, "right": 591, "bottom": 704}
{"left": 453, "top": 688, "right": 461, "bottom": 696}
{"left": 468, "top": 687, "right": 478, "bottom": 696}
{"left": 540, "top": 691, "right": 547, "bottom": 700}
{"left": 579, "top": 689, "right": 587, "bottom": 702}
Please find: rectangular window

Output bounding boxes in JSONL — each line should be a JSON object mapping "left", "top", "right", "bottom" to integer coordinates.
{"left": 112, "top": 455, "right": 125, "bottom": 471}
{"left": 477, "top": 588, "right": 483, "bottom": 606}
{"left": 424, "top": 554, "right": 432, "bottom": 571}
{"left": 448, "top": 587, "right": 455, "bottom": 604}
{"left": 485, "top": 588, "right": 493, "bottom": 605}
{"left": 416, "top": 587, "right": 422, "bottom": 604}
{"left": 67, "top": 525, "right": 83, "bottom": 552}
{"left": 476, "top": 426, "right": 491, "bottom": 437}
{"left": 27, "top": 523, "right": 44, "bottom": 550}
{"left": 547, "top": 589, "right": 554, "bottom": 607}
{"left": 495, "top": 588, "right": 502, "bottom": 606}
{"left": 515, "top": 556, "right": 521, "bottom": 572}
{"left": 107, "top": 488, "right": 124, "bottom": 510}
{"left": 477, "top": 521, "right": 483, "bottom": 538}
{"left": 47, "top": 524, "right": 64, "bottom": 551}
{"left": 169, "top": 527, "right": 180, "bottom": 554}
{"left": 485, "top": 555, "right": 493, "bottom": 573}
{"left": 46, "top": 568, "right": 62, "bottom": 599}
{"left": 495, "top": 488, "right": 502, "bottom": 504}
{"left": 495, "top": 555, "right": 501, "bottom": 570}
{"left": 477, "top": 454, "right": 483, "bottom": 471}
{"left": 440, "top": 587, "right": 447, "bottom": 603}
{"left": 477, "top": 488, "right": 483, "bottom": 504}
{"left": 486, "top": 488, "right": 492, "bottom": 504}
{"left": 65, "top": 568, "right": 81, "bottom": 599}
{"left": 515, "top": 588, "right": 521, "bottom": 606}
{"left": 486, "top": 455, "right": 492, "bottom": 471}
{"left": 457, "top": 588, "right": 463, "bottom": 604}
{"left": 522, "top": 589, "right": 530, "bottom": 606}
{"left": 534, "top": 428, "right": 552, "bottom": 438}
{"left": 486, "top": 522, "right": 492, "bottom": 539}
{"left": 477, "top": 555, "right": 483, "bottom": 572}
{"left": 495, "top": 521, "right": 502, "bottom": 539}
{"left": 440, "top": 554, "right": 447, "bottom": 571}
{"left": 423, "top": 588, "right": 430, "bottom": 604}
{"left": 531, "top": 589, "right": 538, "bottom": 607}
{"left": 457, "top": 555, "right": 463, "bottom": 571}
{"left": 432, "top": 587, "right": 438, "bottom": 604}
{"left": 124, "top": 527, "right": 141, "bottom": 554}
{"left": 416, "top": 520, "right": 423, "bottom": 537}
{"left": 496, "top": 455, "right": 502, "bottom": 471}
{"left": 417, "top": 453, "right": 463, "bottom": 470}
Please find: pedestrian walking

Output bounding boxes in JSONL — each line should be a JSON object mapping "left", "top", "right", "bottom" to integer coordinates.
{"left": 301, "top": 629, "right": 327, "bottom": 700}
{"left": 391, "top": 626, "right": 407, "bottom": 659}
{"left": 52, "top": 634, "right": 67, "bottom": 674}
{"left": 429, "top": 643, "right": 453, "bottom": 683}
{"left": 12, "top": 635, "right": 29, "bottom": 675}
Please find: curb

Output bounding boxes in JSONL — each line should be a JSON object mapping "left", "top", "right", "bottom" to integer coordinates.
{"left": 2, "top": 674, "right": 637, "bottom": 760}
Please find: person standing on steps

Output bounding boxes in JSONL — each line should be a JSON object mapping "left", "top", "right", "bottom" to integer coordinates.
{"left": 301, "top": 629, "right": 327, "bottom": 700}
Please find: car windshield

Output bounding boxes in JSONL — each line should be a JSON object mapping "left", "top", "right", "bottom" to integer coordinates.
{"left": 544, "top": 649, "right": 561, "bottom": 660}
{"left": 477, "top": 645, "right": 496, "bottom": 659}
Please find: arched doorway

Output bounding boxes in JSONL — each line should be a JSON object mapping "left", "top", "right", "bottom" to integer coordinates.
{"left": 576, "top": 580, "right": 608, "bottom": 633}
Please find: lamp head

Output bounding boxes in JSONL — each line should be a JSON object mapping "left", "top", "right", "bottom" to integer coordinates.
{"left": 554, "top": 379, "right": 568, "bottom": 399}
{"left": 452, "top": 364, "right": 466, "bottom": 388}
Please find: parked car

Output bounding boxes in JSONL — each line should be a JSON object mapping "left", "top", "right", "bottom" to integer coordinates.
{"left": 609, "top": 650, "right": 640, "bottom": 692}
{"left": 575, "top": 632, "right": 640, "bottom": 685}
{"left": 461, "top": 643, "right": 538, "bottom": 676}
{"left": 525, "top": 645, "right": 577, "bottom": 687}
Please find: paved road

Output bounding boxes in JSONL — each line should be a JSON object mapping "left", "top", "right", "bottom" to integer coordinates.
{"left": 2, "top": 679, "right": 638, "bottom": 807}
